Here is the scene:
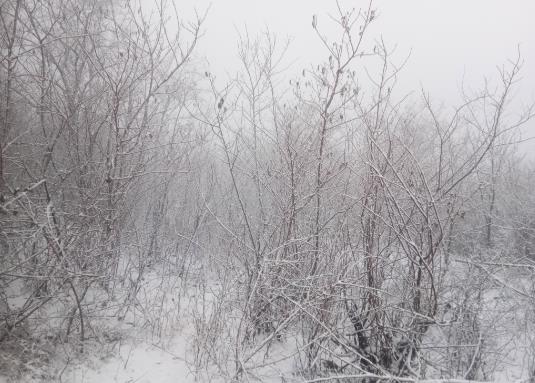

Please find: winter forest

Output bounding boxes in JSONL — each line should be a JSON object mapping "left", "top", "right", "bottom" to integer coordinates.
{"left": 1, "top": 0, "right": 535, "bottom": 382}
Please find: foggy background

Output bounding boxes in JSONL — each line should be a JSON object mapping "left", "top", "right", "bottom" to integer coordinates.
{"left": 183, "top": 0, "right": 535, "bottom": 157}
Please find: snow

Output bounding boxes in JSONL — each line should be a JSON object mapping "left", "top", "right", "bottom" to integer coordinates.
{"left": 64, "top": 340, "right": 193, "bottom": 383}
{"left": 1, "top": 264, "right": 533, "bottom": 383}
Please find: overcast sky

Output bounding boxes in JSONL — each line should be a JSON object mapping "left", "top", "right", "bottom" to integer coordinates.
{"left": 178, "top": 0, "right": 535, "bottom": 157}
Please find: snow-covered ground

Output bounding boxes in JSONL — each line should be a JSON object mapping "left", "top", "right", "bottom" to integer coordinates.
{"left": 62, "top": 338, "right": 193, "bottom": 383}
{"left": 1, "top": 262, "right": 534, "bottom": 383}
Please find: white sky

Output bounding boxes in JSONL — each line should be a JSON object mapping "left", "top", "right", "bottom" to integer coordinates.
{"left": 177, "top": 0, "right": 535, "bottom": 157}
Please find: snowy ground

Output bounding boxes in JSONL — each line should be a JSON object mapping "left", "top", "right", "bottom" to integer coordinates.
{"left": 1, "top": 265, "right": 533, "bottom": 383}
{"left": 0, "top": 265, "right": 292, "bottom": 383}
{"left": 0, "top": 315, "right": 295, "bottom": 383}
{"left": 61, "top": 339, "right": 193, "bottom": 383}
